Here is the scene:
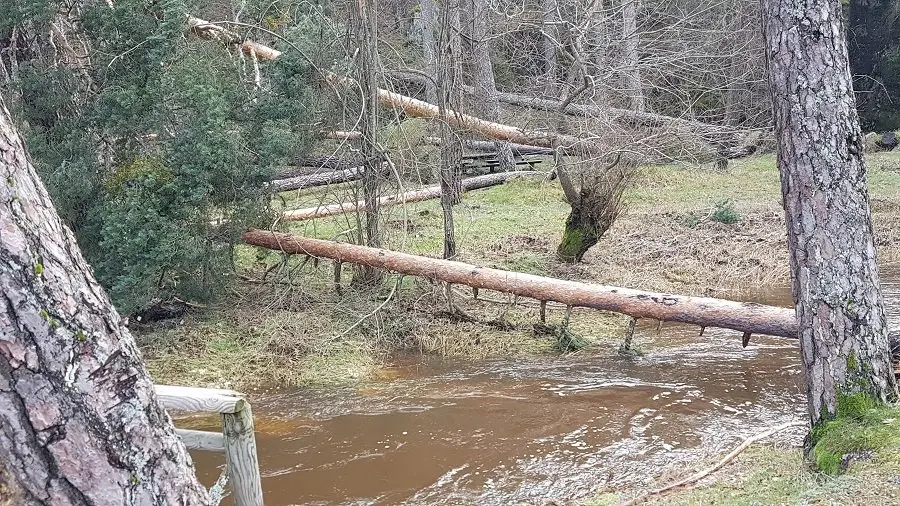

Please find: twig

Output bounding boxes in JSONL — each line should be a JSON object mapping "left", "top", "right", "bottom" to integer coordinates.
{"left": 619, "top": 420, "right": 806, "bottom": 506}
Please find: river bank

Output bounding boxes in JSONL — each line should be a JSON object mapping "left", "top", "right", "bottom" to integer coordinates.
{"left": 137, "top": 151, "right": 900, "bottom": 389}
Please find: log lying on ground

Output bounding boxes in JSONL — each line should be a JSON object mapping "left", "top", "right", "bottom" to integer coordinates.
{"left": 323, "top": 130, "right": 363, "bottom": 141}
{"left": 423, "top": 136, "right": 555, "bottom": 155}
{"left": 282, "top": 171, "right": 543, "bottom": 221}
{"left": 268, "top": 166, "right": 368, "bottom": 192}
{"left": 241, "top": 230, "right": 799, "bottom": 338}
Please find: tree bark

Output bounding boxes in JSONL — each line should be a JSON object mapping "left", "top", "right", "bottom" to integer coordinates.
{"left": 0, "top": 98, "right": 208, "bottom": 502}
{"left": 470, "top": 0, "right": 516, "bottom": 171}
{"left": 761, "top": 0, "right": 898, "bottom": 425}
{"left": 350, "top": 0, "right": 383, "bottom": 284}
{"left": 621, "top": 0, "right": 645, "bottom": 113}
{"left": 281, "top": 171, "right": 543, "bottom": 221}
{"left": 436, "top": 0, "right": 464, "bottom": 259}
{"left": 268, "top": 165, "right": 380, "bottom": 192}
{"left": 242, "top": 230, "right": 800, "bottom": 338}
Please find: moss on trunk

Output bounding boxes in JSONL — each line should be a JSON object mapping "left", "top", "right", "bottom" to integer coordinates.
{"left": 556, "top": 208, "right": 599, "bottom": 263}
{"left": 807, "top": 392, "right": 899, "bottom": 475}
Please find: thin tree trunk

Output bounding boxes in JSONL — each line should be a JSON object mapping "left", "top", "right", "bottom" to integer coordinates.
{"left": 351, "top": 0, "right": 383, "bottom": 284}
{"left": 242, "top": 230, "right": 800, "bottom": 338}
{"left": 621, "top": 0, "right": 645, "bottom": 113}
{"left": 761, "top": 0, "right": 898, "bottom": 426}
{"left": 471, "top": 0, "right": 515, "bottom": 170}
{"left": 542, "top": 0, "right": 560, "bottom": 95}
{"left": 590, "top": 0, "right": 610, "bottom": 98}
{"left": 436, "top": 0, "right": 464, "bottom": 258}
{"left": 419, "top": 0, "right": 439, "bottom": 104}
{"left": 0, "top": 98, "right": 208, "bottom": 503}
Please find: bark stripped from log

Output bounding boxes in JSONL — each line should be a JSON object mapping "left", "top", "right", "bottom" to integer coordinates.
{"left": 282, "top": 171, "right": 542, "bottom": 221}
{"left": 187, "top": 16, "right": 281, "bottom": 61}
{"left": 241, "top": 230, "right": 799, "bottom": 338}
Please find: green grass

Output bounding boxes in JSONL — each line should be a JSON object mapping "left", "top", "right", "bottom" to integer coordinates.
{"left": 587, "top": 402, "right": 900, "bottom": 506}
{"left": 146, "top": 150, "right": 900, "bottom": 391}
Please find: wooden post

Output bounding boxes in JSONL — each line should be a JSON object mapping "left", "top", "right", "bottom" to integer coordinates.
{"left": 154, "top": 385, "right": 264, "bottom": 506}
{"left": 223, "top": 404, "right": 264, "bottom": 506}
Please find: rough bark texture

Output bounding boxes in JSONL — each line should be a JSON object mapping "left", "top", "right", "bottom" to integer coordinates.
{"left": 351, "top": 0, "right": 383, "bottom": 284}
{"left": 621, "top": 0, "right": 645, "bottom": 113}
{"left": 0, "top": 101, "right": 208, "bottom": 503}
{"left": 281, "top": 171, "right": 543, "bottom": 221}
{"left": 555, "top": 157, "right": 631, "bottom": 263}
{"left": 761, "top": 0, "right": 898, "bottom": 424}
{"left": 470, "top": 0, "right": 516, "bottom": 171}
{"left": 242, "top": 230, "right": 800, "bottom": 338}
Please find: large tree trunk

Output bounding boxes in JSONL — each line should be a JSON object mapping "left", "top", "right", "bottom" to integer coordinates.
{"left": 471, "top": 0, "right": 515, "bottom": 171}
{"left": 621, "top": 0, "right": 645, "bottom": 113}
{"left": 242, "top": 230, "right": 800, "bottom": 338}
{"left": 351, "top": 0, "right": 383, "bottom": 284}
{"left": 282, "top": 171, "right": 543, "bottom": 221}
{"left": 436, "top": 0, "right": 464, "bottom": 259}
{"left": 761, "top": 0, "right": 898, "bottom": 425}
{"left": 0, "top": 100, "right": 208, "bottom": 502}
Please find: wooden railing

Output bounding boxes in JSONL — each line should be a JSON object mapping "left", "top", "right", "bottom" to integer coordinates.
{"left": 155, "top": 385, "right": 264, "bottom": 506}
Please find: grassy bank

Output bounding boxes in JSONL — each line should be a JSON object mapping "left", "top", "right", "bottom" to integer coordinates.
{"left": 588, "top": 402, "right": 900, "bottom": 506}
{"left": 137, "top": 151, "right": 900, "bottom": 389}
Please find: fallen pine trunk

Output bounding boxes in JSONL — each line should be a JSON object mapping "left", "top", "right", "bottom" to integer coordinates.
{"left": 282, "top": 171, "right": 543, "bottom": 221}
{"left": 322, "top": 130, "right": 363, "bottom": 141}
{"left": 269, "top": 165, "right": 388, "bottom": 193}
{"left": 241, "top": 230, "right": 799, "bottom": 338}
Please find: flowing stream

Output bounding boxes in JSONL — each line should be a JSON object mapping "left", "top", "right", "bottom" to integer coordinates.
{"left": 182, "top": 268, "right": 900, "bottom": 505}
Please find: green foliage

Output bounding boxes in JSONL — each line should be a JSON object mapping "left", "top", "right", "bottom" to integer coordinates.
{"left": 2, "top": 0, "right": 334, "bottom": 313}
{"left": 711, "top": 198, "right": 740, "bottom": 224}
{"left": 846, "top": 1, "right": 900, "bottom": 131}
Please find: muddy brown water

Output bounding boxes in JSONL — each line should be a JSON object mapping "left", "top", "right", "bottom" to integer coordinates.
{"left": 183, "top": 269, "right": 900, "bottom": 505}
